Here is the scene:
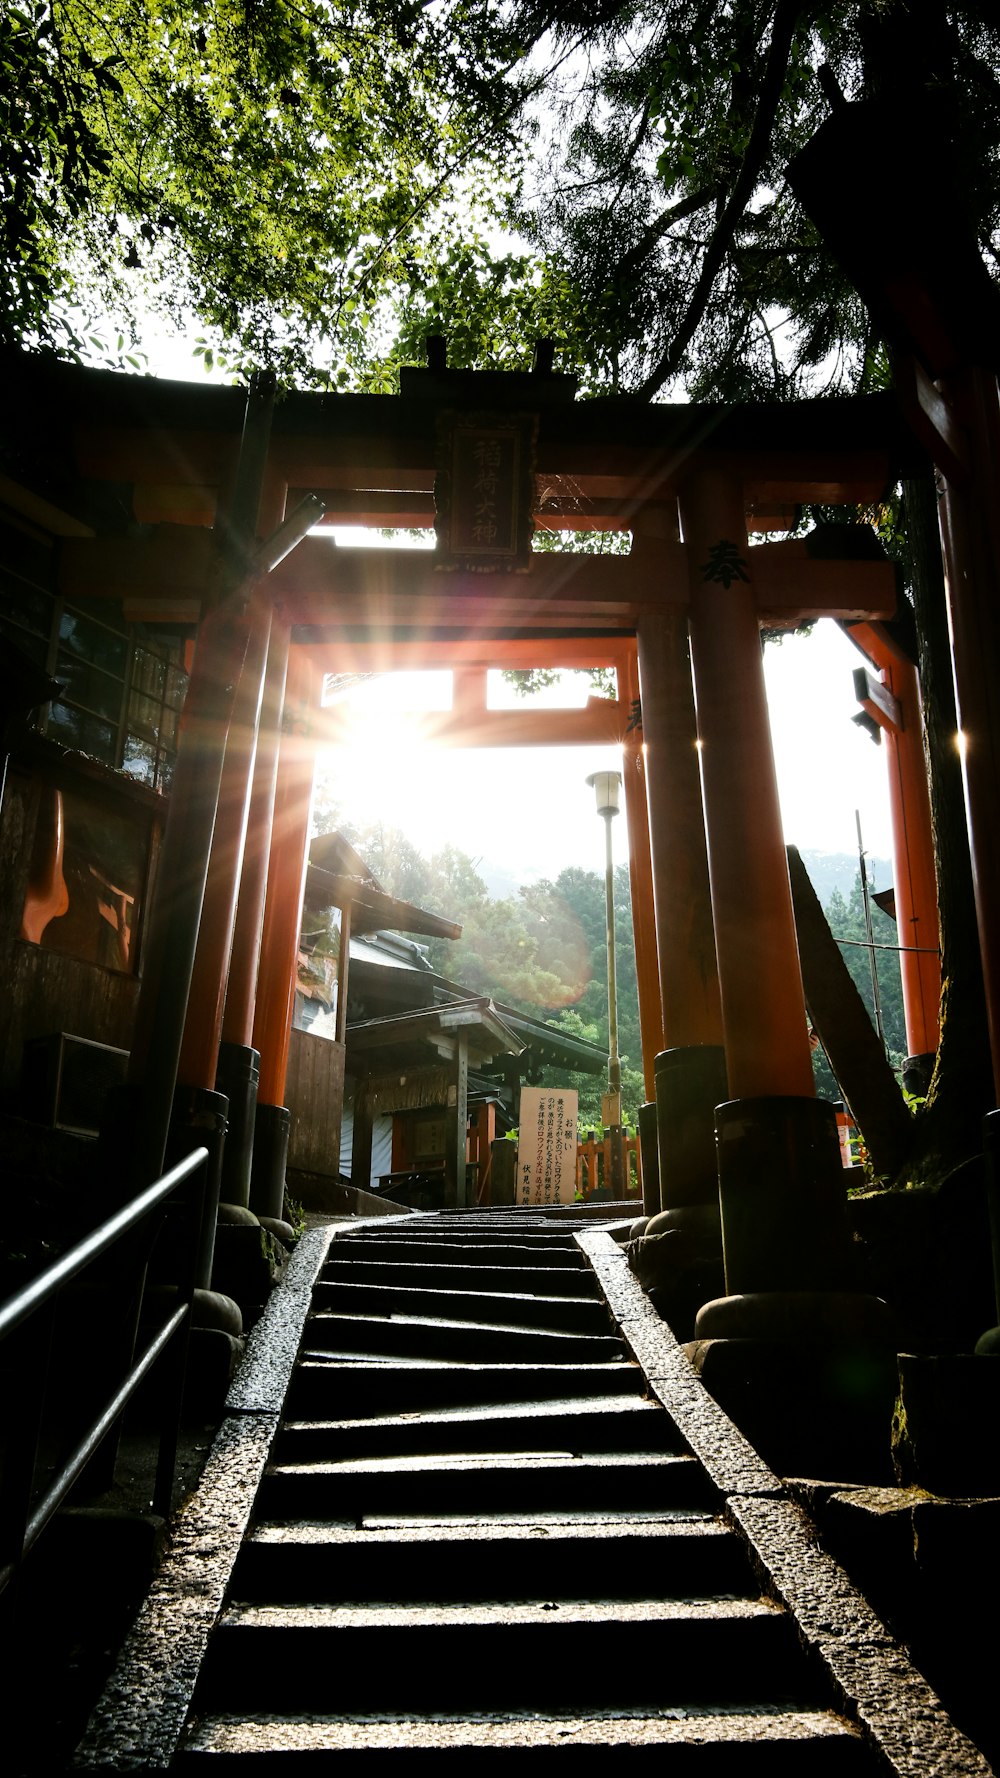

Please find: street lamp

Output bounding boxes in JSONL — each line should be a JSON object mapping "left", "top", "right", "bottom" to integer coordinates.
{"left": 587, "top": 770, "right": 625, "bottom": 1197}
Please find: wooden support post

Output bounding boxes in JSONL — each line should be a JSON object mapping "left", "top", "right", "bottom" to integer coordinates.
{"left": 880, "top": 657, "right": 941, "bottom": 1061}
{"left": 470, "top": 1101, "right": 495, "bottom": 1204}
{"left": 177, "top": 595, "right": 271, "bottom": 1091}
{"left": 221, "top": 621, "right": 291, "bottom": 1050}
{"left": 634, "top": 547, "right": 727, "bottom": 1215}
{"left": 334, "top": 902, "right": 352, "bottom": 1046}
{"left": 122, "top": 603, "right": 251, "bottom": 1188}
{"left": 787, "top": 845, "right": 913, "bottom": 1180}
{"left": 444, "top": 1033, "right": 470, "bottom": 1207}
{"left": 936, "top": 367, "right": 1000, "bottom": 1097}
{"left": 679, "top": 468, "right": 814, "bottom": 1100}
{"left": 252, "top": 650, "right": 318, "bottom": 1111}
{"left": 633, "top": 549, "right": 722, "bottom": 1051}
{"left": 250, "top": 650, "right": 318, "bottom": 1221}
{"left": 350, "top": 1091, "right": 374, "bottom": 1195}
{"left": 618, "top": 648, "right": 664, "bottom": 1097}
{"left": 679, "top": 467, "right": 850, "bottom": 1301}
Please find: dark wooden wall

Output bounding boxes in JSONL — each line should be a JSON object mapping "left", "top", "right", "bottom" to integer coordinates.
{"left": 285, "top": 1027, "right": 345, "bottom": 1178}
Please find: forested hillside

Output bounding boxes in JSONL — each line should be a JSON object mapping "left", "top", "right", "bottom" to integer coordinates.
{"left": 336, "top": 816, "right": 907, "bottom": 1124}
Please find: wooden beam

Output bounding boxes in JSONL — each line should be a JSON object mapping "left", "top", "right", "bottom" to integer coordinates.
{"left": 852, "top": 666, "right": 903, "bottom": 733}
{"left": 59, "top": 529, "right": 898, "bottom": 633}
{"left": 76, "top": 427, "right": 237, "bottom": 483}
{"left": 787, "top": 844, "right": 913, "bottom": 1179}
{"left": 745, "top": 542, "right": 898, "bottom": 622}
{"left": 305, "top": 862, "right": 463, "bottom": 939}
{"left": 74, "top": 403, "right": 909, "bottom": 513}
{"left": 133, "top": 484, "right": 219, "bottom": 526}
{"left": 893, "top": 354, "right": 970, "bottom": 484}
{"left": 0, "top": 472, "right": 94, "bottom": 538}
{"left": 316, "top": 697, "right": 627, "bottom": 750}
{"left": 308, "top": 636, "right": 634, "bottom": 674}
{"left": 335, "top": 904, "right": 351, "bottom": 1047}
{"left": 843, "top": 618, "right": 917, "bottom": 672}
{"left": 444, "top": 1031, "right": 470, "bottom": 1208}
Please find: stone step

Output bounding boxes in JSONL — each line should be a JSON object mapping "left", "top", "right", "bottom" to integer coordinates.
{"left": 193, "top": 1597, "right": 802, "bottom": 1717}
{"left": 321, "top": 1259, "right": 599, "bottom": 1296}
{"left": 332, "top": 1238, "right": 588, "bottom": 1265}
{"left": 179, "top": 1707, "right": 872, "bottom": 1770}
{"left": 303, "top": 1311, "right": 627, "bottom": 1365}
{"left": 256, "top": 1451, "right": 716, "bottom": 1522}
{"left": 284, "top": 1361, "right": 646, "bottom": 1419}
{"left": 310, "top": 1281, "right": 611, "bottom": 1335}
{"left": 234, "top": 1516, "right": 751, "bottom": 1605}
{"left": 270, "top": 1395, "right": 683, "bottom": 1464}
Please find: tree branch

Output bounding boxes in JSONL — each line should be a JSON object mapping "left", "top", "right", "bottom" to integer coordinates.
{"left": 633, "top": 0, "right": 803, "bottom": 401}
{"left": 612, "top": 184, "right": 718, "bottom": 283}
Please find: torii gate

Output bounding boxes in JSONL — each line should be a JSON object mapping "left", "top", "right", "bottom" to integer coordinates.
{"left": 53, "top": 351, "right": 933, "bottom": 1290}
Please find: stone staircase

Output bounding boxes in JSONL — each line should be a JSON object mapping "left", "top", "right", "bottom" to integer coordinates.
{"left": 75, "top": 1210, "right": 992, "bottom": 1774}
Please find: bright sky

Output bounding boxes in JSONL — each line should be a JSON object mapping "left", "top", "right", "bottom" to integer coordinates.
{"left": 316, "top": 614, "right": 894, "bottom": 894}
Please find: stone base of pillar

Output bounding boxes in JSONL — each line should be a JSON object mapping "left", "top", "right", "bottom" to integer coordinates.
{"left": 897, "top": 1350, "right": 1000, "bottom": 1494}
{"left": 715, "top": 1094, "right": 851, "bottom": 1295}
{"left": 654, "top": 1044, "right": 728, "bottom": 1212}
{"left": 902, "top": 1052, "right": 936, "bottom": 1097}
{"left": 166, "top": 1085, "right": 229, "bottom": 1292}
{"left": 637, "top": 1101, "right": 660, "bottom": 1217}
{"left": 250, "top": 1101, "right": 291, "bottom": 1223}
{"left": 688, "top": 1289, "right": 897, "bottom": 1481}
{"left": 215, "top": 1041, "right": 260, "bottom": 1209}
{"left": 628, "top": 1204, "right": 725, "bottom": 1339}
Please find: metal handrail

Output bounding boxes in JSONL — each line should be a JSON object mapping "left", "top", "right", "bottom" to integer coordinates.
{"left": 0, "top": 1144, "right": 209, "bottom": 1599}
{"left": 0, "top": 1148, "right": 207, "bottom": 1347}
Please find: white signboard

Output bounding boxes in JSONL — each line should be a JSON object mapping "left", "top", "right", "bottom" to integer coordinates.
{"left": 517, "top": 1088, "right": 579, "bottom": 1206}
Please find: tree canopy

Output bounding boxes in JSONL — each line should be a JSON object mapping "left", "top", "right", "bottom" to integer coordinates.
{"left": 8, "top": 2, "right": 999, "bottom": 397}
{"left": 1, "top": 0, "right": 535, "bottom": 380}
{"left": 496, "top": 2, "right": 1000, "bottom": 399}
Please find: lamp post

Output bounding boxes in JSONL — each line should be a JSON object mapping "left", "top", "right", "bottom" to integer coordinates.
{"left": 587, "top": 770, "right": 626, "bottom": 1197}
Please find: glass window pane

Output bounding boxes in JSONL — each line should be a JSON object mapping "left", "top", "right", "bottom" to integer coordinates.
{"left": 46, "top": 701, "right": 116, "bottom": 762}
{"left": 131, "top": 647, "right": 166, "bottom": 700}
{"left": 122, "top": 734, "right": 158, "bottom": 785}
{"left": 56, "top": 651, "right": 123, "bottom": 722}
{"left": 127, "top": 691, "right": 161, "bottom": 743}
{"left": 0, "top": 569, "right": 54, "bottom": 637}
{"left": 59, "top": 608, "right": 127, "bottom": 678}
{"left": 0, "top": 616, "right": 48, "bottom": 666}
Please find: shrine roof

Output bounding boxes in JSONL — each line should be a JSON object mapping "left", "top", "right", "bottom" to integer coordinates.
{"left": 345, "top": 996, "right": 525, "bottom": 1070}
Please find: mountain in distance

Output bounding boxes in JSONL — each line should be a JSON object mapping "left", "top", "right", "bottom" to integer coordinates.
{"left": 476, "top": 845, "right": 891, "bottom": 910}
{"left": 798, "top": 849, "right": 894, "bottom": 908}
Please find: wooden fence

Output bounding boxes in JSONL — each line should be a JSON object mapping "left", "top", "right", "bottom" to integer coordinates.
{"left": 575, "top": 1130, "right": 642, "bottom": 1199}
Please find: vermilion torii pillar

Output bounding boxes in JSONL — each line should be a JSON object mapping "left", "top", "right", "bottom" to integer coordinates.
{"left": 633, "top": 520, "right": 727, "bottom": 1216}
{"left": 851, "top": 625, "right": 941, "bottom": 1071}
{"left": 882, "top": 658, "right": 940, "bottom": 1066}
{"left": 177, "top": 592, "right": 271, "bottom": 1097}
{"left": 218, "top": 618, "right": 292, "bottom": 1205}
{"left": 680, "top": 465, "right": 849, "bottom": 1297}
{"left": 250, "top": 649, "right": 319, "bottom": 1220}
{"left": 617, "top": 646, "right": 664, "bottom": 1100}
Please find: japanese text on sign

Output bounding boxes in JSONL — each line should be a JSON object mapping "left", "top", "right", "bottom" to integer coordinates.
{"left": 517, "top": 1087, "right": 578, "bottom": 1206}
